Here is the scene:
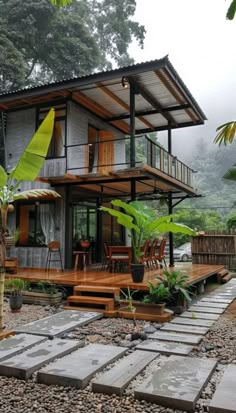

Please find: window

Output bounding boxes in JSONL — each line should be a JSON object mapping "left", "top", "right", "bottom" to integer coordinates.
{"left": 17, "top": 202, "right": 55, "bottom": 246}
{"left": 38, "top": 104, "right": 66, "bottom": 158}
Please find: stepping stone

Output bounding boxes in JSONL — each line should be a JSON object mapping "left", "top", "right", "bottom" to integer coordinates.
{"left": 196, "top": 302, "right": 228, "bottom": 309}
{"left": 148, "top": 331, "right": 202, "bottom": 345}
{"left": 0, "top": 334, "right": 47, "bottom": 362}
{"left": 171, "top": 317, "right": 215, "bottom": 327}
{"left": 209, "top": 364, "right": 236, "bottom": 413}
{"left": 201, "top": 298, "right": 232, "bottom": 304}
{"left": 161, "top": 323, "right": 209, "bottom": 335}
{"left": 92, "top": 350, "right": 158, "bottom": 396}
{"left": 38, "top": 344, "right": 127, "bottom": 389}
{"left": 188, "top": 306, "right": 225, "bottom": 314}
{"left": 136, "top": 340, "right": 193, "bottom": 356}
{"left": 180, "top": 311, "right": 220, "bottom": 320}
{"left": 135, "top": 356, "right": 217, "bottom": 411}
{"left": 0, "top": 339, "right": 81, "bottom": 380}
{"left": 15, "top": 310, "right": 102, "bottom": 338}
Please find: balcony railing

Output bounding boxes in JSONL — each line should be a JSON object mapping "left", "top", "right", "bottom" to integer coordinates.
{"left": 46, "top": 134, "right": 194, "bottom": 188}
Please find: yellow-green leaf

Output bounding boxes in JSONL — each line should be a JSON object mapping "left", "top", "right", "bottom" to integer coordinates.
{"left": 0, "top": 165, "right": 7, "bottom": 186}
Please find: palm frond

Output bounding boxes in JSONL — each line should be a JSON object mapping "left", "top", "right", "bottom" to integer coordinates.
{"left": 50, "top": 0, "right": 73, "bottom": 6}
{"left": 223, "top": 166, "right": 236, "bottom": 181}
{"left": 13, "top": 189, "right": 60, "bottom": 201}
{"left": 214, "top": 121, "right": 236, "bottom": 145}
{"left": 226, "top": 0, "right": 236, "bottom": 19}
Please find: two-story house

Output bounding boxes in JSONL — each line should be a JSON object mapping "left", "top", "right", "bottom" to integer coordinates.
{"left": 0, "top": 57, "right": 206, "bottom": 270}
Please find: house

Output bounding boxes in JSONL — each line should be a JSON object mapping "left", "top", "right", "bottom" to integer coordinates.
{"left": 0, "top": 57, "right": 206, "bottom": 270}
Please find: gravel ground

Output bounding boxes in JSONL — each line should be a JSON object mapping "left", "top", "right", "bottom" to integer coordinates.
{"left": 0, "top": 295, "right": 235, "bottom": 413}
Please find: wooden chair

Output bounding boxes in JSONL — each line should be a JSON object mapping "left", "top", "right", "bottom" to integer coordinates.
{"left": 101, "top": 242, "right": 109, "bottom": 270}
{"left": 146, "top": 238, "right": 159, "bottom": 269}
{"left": 45, "top": 241, "right": 64, "bottom": 272}
{"left": 140, "top": 239, "right": 151, "bottom": 266}
{"left": 108, "top": 246, "right": 132, "bottom": 273}
{"left": 154, "top": 238, "right": 167, "bottom": 268}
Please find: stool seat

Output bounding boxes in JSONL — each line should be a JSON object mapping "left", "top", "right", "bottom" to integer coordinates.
{"left": 45, "top": 241, "right": 63, "bottom": 272}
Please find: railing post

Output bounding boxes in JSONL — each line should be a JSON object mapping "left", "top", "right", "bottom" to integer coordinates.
{"left": 130, "top": 82, "right": 136, "bottom": 168}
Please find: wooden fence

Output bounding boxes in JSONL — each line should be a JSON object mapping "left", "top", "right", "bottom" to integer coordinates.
{"left": 191, "top": 231, "right": 236, "bottom": 268}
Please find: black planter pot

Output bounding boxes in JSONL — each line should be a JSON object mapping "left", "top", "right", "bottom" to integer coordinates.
{"left": 9, "top": 295, "right": 23, "bottom": 313}
{"left": 131, "top": 263, "right": 145, "bottom": 283}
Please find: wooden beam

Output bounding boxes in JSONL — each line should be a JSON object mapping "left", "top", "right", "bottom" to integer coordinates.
{"left": 128, "top": 77, "right": 177, "bottom": 126}
{"left": 97, "top": 82, "right": 155, "bottom": 130}
{"left": 72, "top": 91, "right": 129, "bottom": 134}
{"left": 155, "top": 69, "right": 198, "bottom": 123}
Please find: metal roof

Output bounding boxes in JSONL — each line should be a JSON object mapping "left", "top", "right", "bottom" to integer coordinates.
{"left": 0, "top": 56, "right": 207, "bottom": 133}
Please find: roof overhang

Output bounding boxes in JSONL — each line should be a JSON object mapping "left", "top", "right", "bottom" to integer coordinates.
{"left": 0, "top": 56, "right": 207, "bottom": 134}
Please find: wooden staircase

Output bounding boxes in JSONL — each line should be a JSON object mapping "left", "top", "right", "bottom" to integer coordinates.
{"left": 64, "top": 285, "right": 120, "bottom": 317}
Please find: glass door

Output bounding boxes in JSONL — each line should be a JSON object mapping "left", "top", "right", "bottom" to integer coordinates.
{"left": 72, "top": 201, "right": 97, "bottom": 261}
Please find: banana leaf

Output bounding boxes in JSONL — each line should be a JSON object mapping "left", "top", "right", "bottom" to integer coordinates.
{"left": 9, "top": 109, "right": 55, "bottom": 181}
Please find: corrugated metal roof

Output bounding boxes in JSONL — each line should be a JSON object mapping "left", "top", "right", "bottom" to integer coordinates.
{"left": 0, "top": 56, "right": 207, "bottom": 133}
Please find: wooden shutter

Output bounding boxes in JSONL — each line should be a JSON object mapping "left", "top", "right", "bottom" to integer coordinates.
{"left": 98, "top": 131, "right": 114, "bottom": 174}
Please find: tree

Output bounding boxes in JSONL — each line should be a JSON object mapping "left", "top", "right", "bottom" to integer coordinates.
{"left": 0, "top": 109, "right": 60, "bottom": 331}
{"left": 0, "top": 0, "right": 145, "bottom": 92}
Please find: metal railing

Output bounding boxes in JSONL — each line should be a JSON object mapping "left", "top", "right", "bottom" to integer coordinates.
{"left": 56, "top": 134, "right": 194, "bottom": 187}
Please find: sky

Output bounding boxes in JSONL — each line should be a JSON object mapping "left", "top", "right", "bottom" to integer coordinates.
{"left": 129, "top": 0, "right": 236, "bottom": 158}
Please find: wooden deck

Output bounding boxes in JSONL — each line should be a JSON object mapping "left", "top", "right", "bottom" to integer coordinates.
{"left": 6, "top": 263, "right": 225, "bottom": 291}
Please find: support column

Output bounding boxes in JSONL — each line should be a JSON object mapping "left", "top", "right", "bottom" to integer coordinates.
{"left": 167, "top": 123, "right": 174, "bottom": 267}
{"left": 130, "top": 81, "right": 136, "bottom": 201}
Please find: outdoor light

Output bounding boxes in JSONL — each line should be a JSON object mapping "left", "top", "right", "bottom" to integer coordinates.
{"left": 122, "top": 77, "right": 129, "bottom": 89}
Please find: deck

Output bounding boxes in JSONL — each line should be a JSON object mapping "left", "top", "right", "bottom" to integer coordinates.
{"left": 6, "top": 263, "right": 225, "bottom": 290}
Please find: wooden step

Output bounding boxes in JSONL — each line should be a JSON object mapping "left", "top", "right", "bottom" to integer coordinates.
{"left": 67, "top": 296, "right": 115, "bottom": 311}
{"left": 222, "top": 273, "right": 232, "bottom": 283}
{"left": 217, "top": 269, "right": 229, "bottom": 283}
{"left": 73, "top": 285, "right": 120, "bottom": 299}
{"left": 63, "top": 306, "right": 118, "bottom": 318}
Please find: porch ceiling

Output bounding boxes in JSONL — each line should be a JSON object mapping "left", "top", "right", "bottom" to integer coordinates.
{"left": 0, "top": 57, "right": 206, "bottom": 134}
{"left": 37, "top": 164, "right": 199, "bottom": 198}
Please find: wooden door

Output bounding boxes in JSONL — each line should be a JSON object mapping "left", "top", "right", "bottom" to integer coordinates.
{"left": 98, "top": 131, "right": 114, "bottom": 174}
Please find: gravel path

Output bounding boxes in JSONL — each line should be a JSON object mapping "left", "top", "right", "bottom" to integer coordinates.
{"left": 0, "top": 295, "right": 235, "bottom": 413}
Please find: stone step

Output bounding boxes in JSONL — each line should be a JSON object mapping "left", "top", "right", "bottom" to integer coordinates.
{"left": 135, "top": 356, "right": 217, "bottom": 411}
{"left": 74, "top": 285, "right": 120, "bottom": 299}
{"left": 188, "top": 306, "right": 225, "bottom": 314}
{"left": 38, "top": 344, "right": 127, "bottom": 389}
{"left": 0, "top": 334, "right": 47, "bottom": 362}
{"left": 196, "top": 301, "right": 229, "bottom": 309}
{"left": 201, "top": 298, "right": 232, "bottom": 304}
{"left": 171, "top": 317, "right": 215, "bottom": 327}
{"left": 67, "top": 296, "right": 115, "bottom": 311}
{"left": 148, "top": 331, "right": 203, "bottom": 345}
{"left": 63, "top": 306, "right": 118, "bottom": 317}
{"left": 0, "top": 339, "right": 82, "bottom": 380}
{"left": 161, "top": 323, "right": 209, "bottom": 335}
{"left": 180, "top": 311, "right": 220, "bottom": 320}
{"left": 14, "top": 310, "right": 102, "bottom": 338}
{"left": 92, "top": 350, "right": 158, "bottom": 396}
{"left": 136, "top": 340, "right": 193, "bottom": 356}
{"left": 209, "top": 364, "right": 236, "bottom": 413}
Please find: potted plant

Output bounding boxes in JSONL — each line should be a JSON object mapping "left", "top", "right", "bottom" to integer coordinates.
{"left": 100, "top": 200, "right": 196, "bottom": 283}
{"left": 5, "top": 278, "right": 27, "bottom": 312}
{"left": 22, "top": 280, "right": 64, "bottom": 306}
{"left": 155, "top": 269, "right": 192, "bottom": 313}
{"left": 143, "top": 282, "right": 170, "bottom": 314}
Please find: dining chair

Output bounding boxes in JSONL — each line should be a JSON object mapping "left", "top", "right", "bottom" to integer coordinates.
{"left": 108, "top": 246, "right": 132, "bottom": 273}
{"left": 155, "top": 238, "right": 167, "bottom": 268}
{"left": 147, "top": 238, "right": 159, "bottom": 269}
{"left": 101, "top": 242, "right": 110, "bottom": 270}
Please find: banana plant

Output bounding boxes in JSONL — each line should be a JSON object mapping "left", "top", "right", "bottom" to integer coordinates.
{"left": 0, "top": 108, "right": 60, "bottom": 331}
{"left": 100, "top": 200, "right": 196, "bottom": 264}
{"left": 50, "top": 0, "right": 73, "bottom": 6}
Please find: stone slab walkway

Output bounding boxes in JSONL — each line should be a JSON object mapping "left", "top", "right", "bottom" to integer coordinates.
{"left": 201, "top": 298, "right": 232, "bottom": 304}
{"left": 188, "top": 306, "right": 225, "bottom": 314}
{"left": 195, "top": 302, "right": 228, "bottom": 309}
{"left": 0, "top": 339, "right": 82, "bottom": 380}
{"left": 135, "top": 356, "right": 217, "bottom": 412}
{"left": 209, "top": 365, "right": 236, "bottom": 413}
{"left": 92, "top": 350, "right": 158, "bottom": 396}
{"left": 148, "top": 331, "right": 203, "bottom": 345}
{"left": 180, "top": 311, "right": 220, "bottom": 320}
{"left": 38, "top": 344, "right": 127, "bottom": 389}
{"left": 15, "top": 310, "right": 102, "bottom": 338}
{"left": 0, "top": 334, "right": 46, "bottom": 362}
{"left": 160, "top": 323, "right": 209, "bottom": 335}
{"left": 136, "top": 340, "right": 193, "bottom": 356}
{"left": 171, "top": 317, "right": 215, "bottom": 327}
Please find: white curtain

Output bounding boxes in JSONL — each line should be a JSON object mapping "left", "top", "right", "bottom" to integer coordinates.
{"left": 40, "top": 204, "right": 55, "bottom": 245}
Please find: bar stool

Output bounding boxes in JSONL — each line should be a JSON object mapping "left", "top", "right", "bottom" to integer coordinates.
{"left": 45, "top": 241, "right": 64, "bottom": 272}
